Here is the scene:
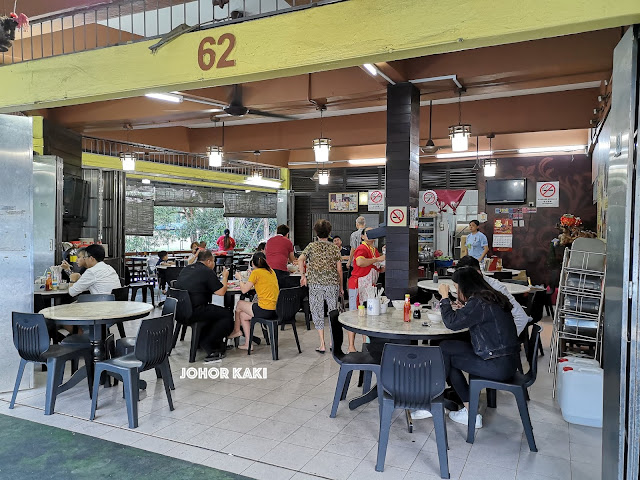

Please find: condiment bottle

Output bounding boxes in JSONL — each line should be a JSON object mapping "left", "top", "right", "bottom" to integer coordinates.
{"left": 403, "top": 294, "right": 411, "bottom": 322}
{"left": 413, "top": 303, "right": 421, "bottom": 319}
{"left": 433, "top": 271, "right": 439, "bottom": 283}
{"left": 358, "top": 305, "right": 366, "bottom": 317}
{"left": 45, "top": 272, "right": 52, "bottom": 291}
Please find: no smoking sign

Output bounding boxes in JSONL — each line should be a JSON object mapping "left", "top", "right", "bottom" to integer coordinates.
{"left": 387, "top": 206, "right": 407, "bottom": 227}
{"left": 368, "top": 190, "right": 385, "bottom": 211}
{"left": 536, "top": 181, "right": 559, "bottom": 208}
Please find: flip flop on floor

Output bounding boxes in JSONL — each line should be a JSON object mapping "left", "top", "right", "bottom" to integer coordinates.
{"left": 315, "top": 348, "right": 326, "bottom": 354}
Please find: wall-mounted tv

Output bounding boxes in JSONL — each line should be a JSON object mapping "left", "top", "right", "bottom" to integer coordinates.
{"left": 63, "top": 176, "right": 89, "bottom": 221}
{"left": 485, "top": 179, "right": 527, "bottom": 204}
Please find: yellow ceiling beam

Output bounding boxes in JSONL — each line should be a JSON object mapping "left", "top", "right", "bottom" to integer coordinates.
{"left": 0, "top": 0, "right": 638, "bottom": 112}
{"left": 82, "top": 152, "right": 278, "bottom": 192}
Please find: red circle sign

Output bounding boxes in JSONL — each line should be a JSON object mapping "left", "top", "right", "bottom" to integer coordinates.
{"left": 390, "top": 208, "right": 405, "bottom": 224}
{"left": 370, "top": 190, "right": 383, "bottom": 203}
{"left": 539, "top": 183, "right": 556, "bottom": 198}
{"left": 423, "top": 190, "right": 437, "bottom": 205}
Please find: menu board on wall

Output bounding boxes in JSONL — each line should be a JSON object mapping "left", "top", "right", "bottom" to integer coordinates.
{"left": 329, "top": 192, "right": 358, "bottom": 212}
{"left": 492, "top": 218, "right": 513, "bottom": 252}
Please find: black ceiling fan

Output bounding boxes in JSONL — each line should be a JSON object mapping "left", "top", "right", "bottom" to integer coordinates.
{"left": 223, "top": 84, "right": 295, "bottom": 120}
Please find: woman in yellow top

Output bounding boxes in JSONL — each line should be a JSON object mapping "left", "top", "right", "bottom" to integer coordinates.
{"left": 229, "top": 252, "right": 279, "bottom": 350}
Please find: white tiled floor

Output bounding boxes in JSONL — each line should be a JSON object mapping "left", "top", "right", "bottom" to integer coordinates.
{"left": 0, "top": 310, "right": 602, "bottom": 480}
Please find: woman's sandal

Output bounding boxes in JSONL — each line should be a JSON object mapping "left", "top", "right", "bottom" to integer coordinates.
{"left": 315, "top": 348, "right": 326, "bottom": 354}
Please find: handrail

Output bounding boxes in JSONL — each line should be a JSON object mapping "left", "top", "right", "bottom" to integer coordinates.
{"left": 1, "top": 0, "right": 345, "bottom": 66}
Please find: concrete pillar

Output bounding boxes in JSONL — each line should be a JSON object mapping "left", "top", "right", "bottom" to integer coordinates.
{"left": 384, "top": 83, "right": 420, "bottom": 300}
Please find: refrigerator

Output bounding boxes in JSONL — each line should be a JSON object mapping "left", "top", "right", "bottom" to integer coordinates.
{"left": 33, "top": 155, "right": 63, "bottom": 278}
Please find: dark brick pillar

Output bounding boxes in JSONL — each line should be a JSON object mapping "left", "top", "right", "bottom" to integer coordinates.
{"left": 385, "top": 82, "right": 420, "bottom": 300}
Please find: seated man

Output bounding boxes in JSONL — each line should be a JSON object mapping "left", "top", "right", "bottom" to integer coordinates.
{"left": 332, "top": 235, "right": 351, "bottom": 260}
{"left": 68, "top": 244, "right": 121, "bottom": 297}
{"left": 175, "top": 249, "right": 234, "bottom": 363}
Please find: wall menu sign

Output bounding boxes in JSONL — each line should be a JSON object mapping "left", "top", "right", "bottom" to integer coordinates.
{"left": 329, "top": 192, "right": 359, "bottom": 212}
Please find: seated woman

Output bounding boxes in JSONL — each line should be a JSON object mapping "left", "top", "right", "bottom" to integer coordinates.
{"left": 437, "top": 267, "right": 520, "bottom": 428}
{"left": 187, "top": 242, "right": 201, "bottom": 265}
{"left": 256, "top": 242, "right": 266, "bottom": 253}
{"left": 229, "top": 252, "right": 279, "bottom": 350}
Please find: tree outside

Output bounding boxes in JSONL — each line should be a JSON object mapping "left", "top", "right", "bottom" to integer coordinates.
{"left": 125, "top": 206, "right": 276, "bottom": 253}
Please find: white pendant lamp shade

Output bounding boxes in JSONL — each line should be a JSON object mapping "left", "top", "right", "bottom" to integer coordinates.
{"left": 313, "top": 138, "right": 331, "bottom": 163}
{"left": 318, "top": 169, "right": 330, "bottom": 185}
{"left": 120, "top": 152, "right": 137, "bottom": 171}
{"left": 449, "top": 125, "right": 471, "bottom": 152}
{"left": 207, "top": 146, "right": 223, "bottom": 167}
{"left": 483, "top": 159, "right": 497, "bottom": 177}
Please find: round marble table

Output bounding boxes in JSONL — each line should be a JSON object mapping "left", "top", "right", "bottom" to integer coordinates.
{"left": 40, "top": 301, "right": 153, "bottom": 360}
{"left": 338, "top": 307, "right": 462, "bottom": 341}
{"left": 339, "top": 308, "right": 466, "bottom": 413}
{"left": 39, "top": 301, "right": 153, "bottom": 392}
{"left": 417, "top": 279, "right": 531, "bottom": 296}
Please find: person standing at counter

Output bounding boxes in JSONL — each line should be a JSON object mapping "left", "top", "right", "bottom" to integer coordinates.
{"left": 217, "top": 229, "right": 236, "bottom": 254}
{"left": 466, "top": 220, "right": 489, "bottom": 262}
{"left": 437, "top": 267, "right": 520, "bottom": 428}
{"left": 347, "top": 228, "right": 385, "bottom": 352}
{"left": 348, "top": 216, "right": 366, "bottom": 271}
{"left": 67, "top": 245, "right": 121, "bottom": 297}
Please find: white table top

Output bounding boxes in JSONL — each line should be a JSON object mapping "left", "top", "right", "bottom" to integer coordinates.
{"left": 446, "top": 267, "right": 521, "bottom": 277}
{"left": 39, "top": 301, "right": 153, "bottom": 321}
{"left": 417, "top": 279, "right": 531, "bottom": 295}
{"left": 156, "top": 264, "right": 180, "bottom": 269}
{"left": 34, "top": 286, "right": 70, "bottom": 295}
{"left": 339, "top": 308, "right": 463, "bottom": 339}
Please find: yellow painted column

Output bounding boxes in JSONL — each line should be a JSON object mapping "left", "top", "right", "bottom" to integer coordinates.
{"left": 32, "top": 116, "right": 44, "bottom": 155}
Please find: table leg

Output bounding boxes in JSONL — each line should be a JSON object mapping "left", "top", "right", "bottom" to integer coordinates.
{"left": 405, "top": 409, "right": 414, "bottom": 433}
{"left": 348, "top": 384, "right": 379, "bottom": 410}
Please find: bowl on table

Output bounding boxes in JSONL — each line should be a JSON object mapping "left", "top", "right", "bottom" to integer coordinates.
{"left": 426, "top": 311, "right": 442, "bottom": 323}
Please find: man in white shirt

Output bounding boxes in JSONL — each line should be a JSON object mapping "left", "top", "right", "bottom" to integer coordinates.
{"left": 68, "top": 244, "right": 121, "bottom": 297}
{"left": 457, "top": 255, "right": 529, "bottom": 335}
{"left": 348, "top": 216, "right": 366, "bottom": 272}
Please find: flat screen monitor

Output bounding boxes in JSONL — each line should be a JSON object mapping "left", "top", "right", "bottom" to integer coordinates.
{"left": 485, "top": 179, "right": 527, "bottom": 204}
{"left": 63, "top": 176, "right": 89, "bottom": 221}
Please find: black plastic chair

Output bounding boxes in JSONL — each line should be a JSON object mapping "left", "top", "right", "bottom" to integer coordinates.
{"left": 376, "top": 344, "right": 449, "bottom": 478}
{"left": 328, "top": 309, "right": 382, "bottom": 418}
{"left": 247, "top": 287, "right": 303, "bottom": 360}
{"left": 467, "top": 324, "right": 542, "bottom": 452}
{"left": 130, "top": 281, "right": 155, "bottom": 306}
{"left": 10, "top": 312, "right": 92, "bottom": 415}
{"left": 90, "top": 313, "right": 175, "bottom": 428}
{"left": 116, "top": 297, "right": 178, "bottom": 356}
{"left": 111, "top": 287, "right": 130, "bottom": 338}
{"left": 168, "top": 287, "right": 206, "bottom": 363}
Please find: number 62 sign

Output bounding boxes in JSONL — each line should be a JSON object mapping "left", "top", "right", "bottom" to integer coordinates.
{"left": 198, "top": 33, "right": 237, "bottom": 71}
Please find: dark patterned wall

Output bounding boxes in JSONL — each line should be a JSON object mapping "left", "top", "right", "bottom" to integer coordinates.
{"left": 478, "top": 154, "right": 595, "bottom": 287}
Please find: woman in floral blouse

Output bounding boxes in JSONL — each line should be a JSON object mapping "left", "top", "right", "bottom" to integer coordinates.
{"left": 298, "top": 219, "right": 344, "bottom": 353}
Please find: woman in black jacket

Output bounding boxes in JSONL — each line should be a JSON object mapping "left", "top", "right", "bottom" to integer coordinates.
{"left": 438, "top": 267, "right": 520, "bottom": 429}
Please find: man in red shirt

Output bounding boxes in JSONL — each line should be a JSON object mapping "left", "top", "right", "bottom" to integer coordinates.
{"left": 347, "top": 228, "right": 385, "bottom": 351}
{"left": 265, "top": 224, "right": 297, "bottom": 287}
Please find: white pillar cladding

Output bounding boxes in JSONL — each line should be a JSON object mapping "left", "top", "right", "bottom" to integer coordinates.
{"left": 0, "top": 114, "right": 34, "bottom": 392}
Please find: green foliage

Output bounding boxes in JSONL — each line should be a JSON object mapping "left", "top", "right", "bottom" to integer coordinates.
{"left": 125, "top": 206, "right": 277, "bottom": 253}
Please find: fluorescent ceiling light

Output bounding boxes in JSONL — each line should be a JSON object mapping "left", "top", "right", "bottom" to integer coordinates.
{"left": 145, "top": 92, "right": 183, "bottom": 103}
{"left": 436, "top": 150, "right": 493, "bottom": 159}
{"left": 141, "top": 178, "right": 151, "bottom": 184}
{"left": 348, "top": 158, "right": 387, "bottom": 165}
{"left": 517, "top": 145, "right": 587, "bottom": 154}
{"left": 245, "top": 175, "right": 282, "bottom": 189}
{"left": 363, "top": 64, "right": 377, "bottom": 76}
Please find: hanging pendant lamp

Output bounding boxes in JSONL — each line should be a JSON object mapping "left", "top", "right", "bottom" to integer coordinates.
{"left": 483, "top": 134, "right": 497, "bottom": 177}
{"left": 208, "top": 122, "right": 224, "bottom": 167}
{"left": 448, "top": 90, "right": 471, "bottom": 152}
{"left": 313, "top": 105, "right": 331, "bottom": 163}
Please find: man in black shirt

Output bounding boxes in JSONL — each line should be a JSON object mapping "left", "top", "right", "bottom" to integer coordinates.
{"left": 175, "top": 250, "right": 234, "bottom": 363}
